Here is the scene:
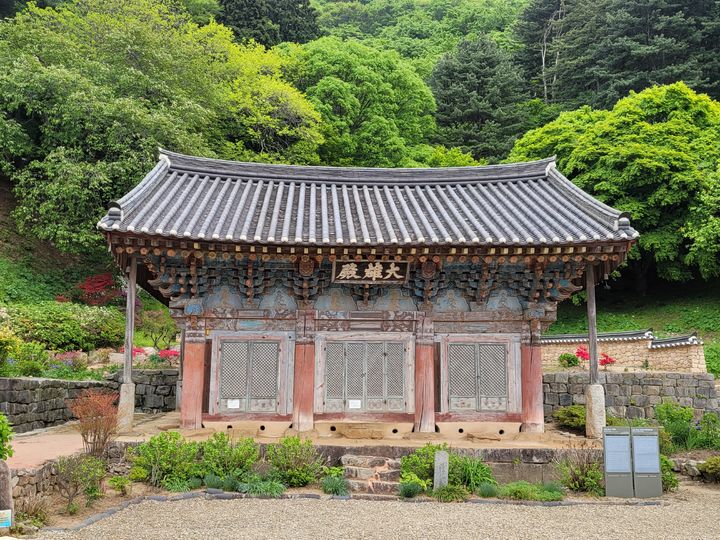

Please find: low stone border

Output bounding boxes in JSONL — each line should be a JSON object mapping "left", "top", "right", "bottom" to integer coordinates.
{"left": 41, "top": 489, "right": 662, "bottom": 532}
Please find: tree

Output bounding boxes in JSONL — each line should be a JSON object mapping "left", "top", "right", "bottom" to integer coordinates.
{"left": 280, "top": 37, "right": 436, "bottom": 167}
{"left": 429, "top": 36, "right": 526, "bottom": 163}
{"left": 509, "top": 82, "right": 720, "bottom": 290}
{"left": 218, "top": 0, "right": 320, "bottom": 47}
{"left": 0, "top": 0, "right": 322, "bottom": 253}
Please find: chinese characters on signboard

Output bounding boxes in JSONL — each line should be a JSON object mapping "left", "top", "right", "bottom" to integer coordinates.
{"left": 331, "top": 260, "right": 409, "bottom": 284}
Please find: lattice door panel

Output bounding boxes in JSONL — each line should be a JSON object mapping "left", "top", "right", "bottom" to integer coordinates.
{"left": 447, "top": 342, "right": 508, "bottom": 412}
{"left": 323, "top": 341, "right": 406, "bottom": 412}
{"left": 219, "top": 340, "right": 280, "bottom": 412}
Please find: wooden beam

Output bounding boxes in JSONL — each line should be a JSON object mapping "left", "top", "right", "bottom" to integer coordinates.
{"left": 123, "top": 257, "right": 137, "bottom": 384}
{"left": 586, "top": 263, "right": 599, "bottom": 384}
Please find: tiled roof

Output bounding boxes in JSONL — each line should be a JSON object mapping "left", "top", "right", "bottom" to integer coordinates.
{"left": 540, "top": 330, "right": 654, "bottom": 344}
{"left": 98, "top": 150, "right": 639, "bottom": 247}
{"left": 649, "top": 334, "right": 703, "bottom": 349}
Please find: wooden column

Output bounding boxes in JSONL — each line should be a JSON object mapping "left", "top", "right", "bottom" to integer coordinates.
{"left": 521, "top": 343, "right": 544, "bottom": 433}
{"left": 586, "top": 263, "right": 599, "bottom": 384}
{"left": 414, "top": 340, "right": 435, "bottom": 433}
{"left": 117, "top": 257, "right": 137, "bottom": 433}
{"left": 292, "top": 340, "right": 315, "bottom": 432}
{"left": 180, "top": 335, "right": 205, "bottom": 429}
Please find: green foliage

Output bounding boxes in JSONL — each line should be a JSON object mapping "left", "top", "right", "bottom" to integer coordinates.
{"left": 187, "top": 477, "right": 202, "bottom": 490}
{"left": 476, "top": 481, "right": 498, "bottom": 498}
{"left": 138, "top": 310, "right": 177, "bottom": 350}
{"left": 557, "top": 454, "right": 604, "bottom": 496}
{"left": 56, "top": 454, "right": 105, "bottom": 508}
{"left": 129, "top": 432, "right": 202, "bottom": 487}
{"left": 78, "top": 455, "right": 106, "bottom": 503}
{"left": 162, "top": 476, "right": 192, "bottom": 492}
{"left": 66, "top": 502, "right": 79, "bottom": 515}
{"left": 400, "top": 443, "right": 448, "bottom": 485}
{"left": 431, "top": 484, "right": 470, "bottom": 503}
{"left": 429, "top": 35, "right": 526, "bottom": 163}
{"left": 246, "top": 479, "right": 286, "bottom": 498}
{"left": 558, "top": 353, "right": 579, "bottom": 368}
{"left": 398, "top": 479, "right": 424, "bottom": 499}
{"left": 552, "top": 405, "right": 586, "bottom": 432}
{"left": 705, "top": 343, "right": 720, "bottom": 377}
{"left": 200, "top": 433, "right": 259, "bottom": 478}
{"left": 498, "top": 481, "right": 564, "bottom": 501}
{"left": 128, "top": 466, "right": 149, "bottom": 482}
{"left": 655, "top": 402, "right": 696, "bottom": 450}
{"left": 108, "top": 475, "right": 131, "bottom": 496}
{"left": 321, "top": 475, "right": 350, "bottom": 496}
{"left": 606, "top": 416, "right": 651, "bottom": 428}
{"left": 203, "top": 473, "right": 224, "bottom": 489}
{"left": 660, "top": 455, "right": 678, "bottom": 492}
{"left": 0, "top": 0, "right": 322, "bottom": 253}
{"left": 448, "top": 454, "right": 496, "bottom": 492}
{"left": 399, "top": 471, "right": 430, "bottom": 493}
{"left": 0, "top": 412, "right": 14, "bottom": 460}
{"left": 280, "top": 37, "right": 435, "bottom": 167}
{"left": 219, "top": 0, "right": 319, "bottom": 47}
{"left": 265, "top": 436, "right": 323, "bottom": 487}
{"left": 321, "top": 465, "right": 344, "bottom": 478}
{"left": 698, "top": 456, "right": 720, "bottom": 482}
{"left": 6, "top": 302, "right": 124, "bottom": 351}
{"left": 510, "top": 82, "right": 720, "bottom": 282}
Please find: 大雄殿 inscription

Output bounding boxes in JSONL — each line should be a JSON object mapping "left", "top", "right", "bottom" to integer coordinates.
{"left": 331, "top": 260, "right": 409, "bottom": 284}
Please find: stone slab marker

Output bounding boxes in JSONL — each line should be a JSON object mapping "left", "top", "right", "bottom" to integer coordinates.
{"left": 434, "top": 451, "right": 449, "bottom": 489}
{"left": 0, "top": 460, "right": 12, "bottom": 531}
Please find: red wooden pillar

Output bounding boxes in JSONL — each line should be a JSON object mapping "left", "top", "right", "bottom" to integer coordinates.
{"left": 180, "top": 337, "right": 206, "bottom": 429}
{"left": 521, "top": 343, "right": 544, "bottom": 433}
{"left": 292, "top": 340, "right": 315, "bottom": 432}
{"left": 414, "top": 340, "right": 435, "bottom": 433}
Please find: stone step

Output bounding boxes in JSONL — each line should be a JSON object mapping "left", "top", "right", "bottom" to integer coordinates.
{"left": 377, "top": 469, "right": 401, "bottom": 482}
{"left": 347, "top": 479, "right": 400, "bottom": 495}
{"left": 344, "top": 466, "right": 376, "bottom": 480}
{"left": 341, "top": 454, "right": 392, "bottom": 468}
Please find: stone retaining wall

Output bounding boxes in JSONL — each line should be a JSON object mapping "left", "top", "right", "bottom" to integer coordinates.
{"left": 0, "top": 370, "right": 179, "bottom": 433}
{"left": 543, "top": 371, "right": 719, "bottom": 420}
{"left": 0, "top": 378, "right": 112, "bottom": 433}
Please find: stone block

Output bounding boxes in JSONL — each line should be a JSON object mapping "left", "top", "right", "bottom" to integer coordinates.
{"left": 694, "top": 398, "right": 708, "bottom": 408}
{"left": 679, "top": 397, "right": 694, "bottom": 407}
{"left": 661, "top": 386, "right": 676, "bottom": 397}
{"left": 156, "top": 385, "right": 171, "bottom": 396}
{"left": 696, "top": 387, "right": 713, "bottom": 398}
{"left": 645, "top": 386, "right": 661, "bottom": 396}
{"left": 632, "top": 385, "right": 643, "bottom": 395}
{"left": 545, "top": 393, "right": 558, "bottom": 405}
{"left": 558, "top": 394, "right": 573, "bottom": 406}
{"left": 544, "top": 405, "right": 554, "bottom": 418}
{"left": 569, "top": 384, "right": 586, "bottom": 395}
{"left": 572, "top": 394, "right": 586, "bottom": 405}
{"left": 626, "top": 406, "right": 645, "bottom": 419}
{"left": 550, "top": 383, "right": 567, "bottom": 393}
{"left": 629, "top": 395, "right": 649, "bottom": 407}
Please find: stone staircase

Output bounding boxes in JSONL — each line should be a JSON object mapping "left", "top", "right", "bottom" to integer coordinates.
{"left": 341, "top": 454, "right": 401, "bottom": 494}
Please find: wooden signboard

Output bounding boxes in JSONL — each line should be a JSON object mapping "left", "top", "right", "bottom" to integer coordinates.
{"left": 331, "top": 260, "right": 409, "bottom": 284}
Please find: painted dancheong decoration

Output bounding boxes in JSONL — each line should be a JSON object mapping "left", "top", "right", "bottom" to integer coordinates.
{"left": 98, "top": 150, "right": 638, "bottom": 434}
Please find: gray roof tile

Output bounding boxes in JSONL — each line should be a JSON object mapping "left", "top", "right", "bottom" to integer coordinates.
{"left": 99, "top": 150, "right": 639, "bottom": 247}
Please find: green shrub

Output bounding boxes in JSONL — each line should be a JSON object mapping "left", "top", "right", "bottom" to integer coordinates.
{"left": 431, "top": 485, "right": 470, "bottom": 502}
{"left": 128, "top": 466, "right": 149, "bottom": 482}
{"left": 704, "top": 342, "right": 720, "bottom": 377}
{"left": 6, "top": 302, "right": 124, "bottom": 351}
{"left": 552, "top": 405, "right": 586, "bottom": 432}
{"left": 188, "top": 477, "right": 203, "bottom": 490}
{"left": 698, "top": 455, "right": 720, "bottom": 482}
{"left": 558, "top": 353, "right": 579, "bottom": 368}
{"left": 557, "top": 450, "right": 604, "bottom": 496}
{"left": 78, "top": 455, "right": 106, "bottom": 504}
{"left": 56, "top": 455, "right": 105, "bottom": 510}
{"left": 498, "top": 481, "right": 563, "bottom": 501}
{"left": 658, "top": 428, "right": 675, "bottom": 456}
{"left": 162, "top": 476, "right": 191, "bottom": 492}
{"left": 128, "top": 432, "right": 201, "bottom": 487}
{"left": 660, "top": 455, "right": 678, "bottom": 492}
{"left": 400, "top": 443, "right": 448, "bottom": 484}
{"left": 108, "top": 476, "right": 131, "bottom": 496}
{"left": 203, "top": 473, "right": 224, "bottom": 489}
{"left": 321, "top": 465, "right": 344, "bottom": 478}
{"left": 266, "top": 436, "right": 323, "bottom": 487}
{"left": 655, "top": 403, "right": 720, "bottom": 451}
{"left": 476, "top": 481, "right": 498, "bottom": 498}
{"left": 246, "top": 479, "right": 285, "bottom": 498}
{"left": 449, "top": 454, "right": 496, "bottom": 491}
{"left": 399, "top": 480, "right": 424, "bottom": 499}
{"left": 222, "top": 475, "right": 240, "bottom": 492}
{"left": 66, "top": 502, "right": 79, "bottom": 515}
{"left": 321, "top": 475, "right": 350, "bottom": 496}
{"left": 0, "top": 412, "right": 14, "bottom": 460}
{"left": 606, "top": 416, "right": 651, "bottom": 428}
{"left": 200, "top": 433, "right": 259, "bottom": 477}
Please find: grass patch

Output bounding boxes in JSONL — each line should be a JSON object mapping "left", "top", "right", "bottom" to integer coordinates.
{"left": 498, "top": 481, "right": 564, "bottom": 501}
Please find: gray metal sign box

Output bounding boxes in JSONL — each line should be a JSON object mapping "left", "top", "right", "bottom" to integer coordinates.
{"left": 604, "top": 426, "right": 634, "bottom": 498}
{"left": 631, "top": 427, "right": 663, "bottom": 498}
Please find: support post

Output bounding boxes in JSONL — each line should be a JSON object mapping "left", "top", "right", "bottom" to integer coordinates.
{"left": 585, "top": 263, "right": 606, "bottom": 438}
{"left": 521, "top": 342, "right": 544, "bottom": 433}
{"left": 292, "top": 340, "right": 315, "bottom": 432}
{"left": 117, "top": 257, "right": 136, "bottom": 433}
{"left": 414, "top": 340, "right": 435, "bottom": 433}
{"left": 176, "top": 328, "right": 184, "bottom": 411}
{"left": 180, "top": 336, "right": 205, "bottom": 429}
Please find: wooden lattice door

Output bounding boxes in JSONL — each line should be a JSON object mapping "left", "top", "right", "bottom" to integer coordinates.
{"left": 447, "top": 343, "right": 508, "bottom": 412}
{"left": 219, "top": 340, "right": 280, "bottom": 412}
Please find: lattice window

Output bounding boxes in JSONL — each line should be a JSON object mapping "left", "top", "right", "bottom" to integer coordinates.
{"left": 447, "top": 342, "right": 508, "bottom": 412}
{"left": 219, "top": 340, "right": 280, "bottom": 412}
{"left": 323, "top": 341, "right": 405, "bottom": 412}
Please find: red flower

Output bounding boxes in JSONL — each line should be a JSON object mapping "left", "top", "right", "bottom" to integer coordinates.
{"left": 158, "top": 349, "right": 180, "bottom": 359}
{"left": 599, "top": 352, "right": 616, "bottom": 366}
{"left": 575, "top": 346, "right": 590, "bottom": 361}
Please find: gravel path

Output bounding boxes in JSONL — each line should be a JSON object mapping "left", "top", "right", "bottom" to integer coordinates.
{"left": 40, "top": 484, "right": 720, "bottom": 540}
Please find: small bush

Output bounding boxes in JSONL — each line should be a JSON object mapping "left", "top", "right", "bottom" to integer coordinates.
{"left": 399, "top": 471, "right": 430, "bottom": 492}
{"left": 558, "top": 353, "right": 579, "bottom": 368}
{"left": 498, "top": 481, "right": 563, "bottom": 501}
{"left": 108, "top": 475, "right": 131, "bottom": 496}
{"left": 246, "top": 479, "right": 285, "bottom": 498}
{"left": 128, "top": 466, "right": 149, "bottom": 482}
{"left": 266, "top": 436, "right": 323, "bottom": 487}
{"left": 556, "top": 449, "right": 604, "bottom": 496}
{"left": 431, "top": 485, "right": 470, "bottom": 502}
{"left": 399, "top": 480, "right": 424, "bottom": 499}
{"left": 162, "top": 476, "right": 191, "bottom": 492}
{"left": 658, "top": 428, "right": 675, "bottom": 456}
{"left": 553, "top": 405, "right": 586, "bottom": 432}
{"left": 128, "top": 432, "right": 202, "bottom": 487}
{"left": 56, "top": 455, "right": 105, "bottom": 509}
{"left": 203, "top": 473, "right": 224, "bottom": 489}
{"left": 400, "top": 443, "right": 447, "bottom": 485}
{"left": 66, "top": 502, "right": 79, "bottom": 515}
{"left": 449, "top": 454, "right": 496, "bottom": 492}
{"left": 188, "top": 477, "right": 203, "bottom": 490}
{"left": 321, "top": 475, "right": 350, "bottom": 496}
{"left": 222, "top": 475, "right": 240, "bottom": 492}
{"left": 16, "top": 495, "right": 50, "bottom": 527}
{"left": 78, "top": 455, "right": 106, "bottom": 504}
{"left": 476, "top": 481, "right": 498, "bottom": 498}
{"left": 69, "top": 389, "right": 118, "bottom": 457}
{"left": 321, "top": 465, "right": 344, "bottom": 478}
{"left": 698, "top": 455, "right": 720, "bottom": 482}
{"left": 660, "top": 455, "right": 678, "bottom": 492}
{"left": 200, "top": 433, "right": 259, "bottom": 478}
{"left": 0, "top": 412, "right": 14, "bottom": 460}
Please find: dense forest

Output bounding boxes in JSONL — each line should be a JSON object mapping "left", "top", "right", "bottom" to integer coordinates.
{"left": 0, "top": 0, "right": 718, "bottom": 295}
